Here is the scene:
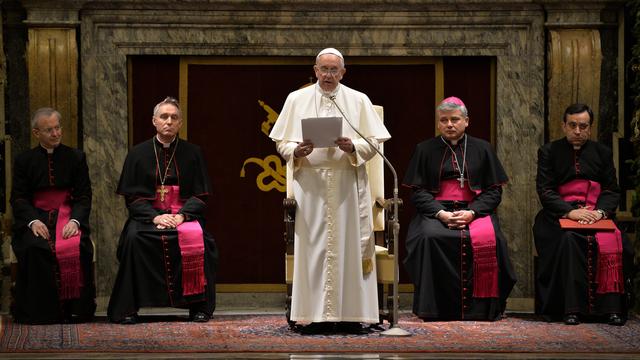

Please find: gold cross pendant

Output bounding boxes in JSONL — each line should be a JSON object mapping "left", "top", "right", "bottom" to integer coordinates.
{"left": 157, "top": 185, "right": 169, "bottom": 202}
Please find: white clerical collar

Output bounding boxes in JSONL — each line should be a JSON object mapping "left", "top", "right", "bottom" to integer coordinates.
{"left": 156, "top": 135, "right": 176, "bottom": 148}
{"left": 40, "top": 144, "right": 55, "bottom": 154}
{"left": 444, "top": 134, "right": 465, "bottom": 146}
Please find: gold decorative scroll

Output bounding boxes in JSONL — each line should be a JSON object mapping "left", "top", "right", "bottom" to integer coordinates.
{"left": 548, "top": 29, "right": 601, "bottom": 141}
{"left": 240, "top": 155, "right": 286, "bottom": 193}
{"left": 239, "top": 99, "right": 286, "bottom": 193}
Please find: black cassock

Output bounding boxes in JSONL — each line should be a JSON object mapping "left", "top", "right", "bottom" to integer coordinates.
{"left": 10, "top": 145, "right": 95, "bottom": 324}
{"left": 107, "top": 137, "right": 218, "bottom": 322}
{"left": 533, "top": 138, "right": 634, "bottom": 321}
{"left": 403, "top": 135, "right": 516, "bottom": 320}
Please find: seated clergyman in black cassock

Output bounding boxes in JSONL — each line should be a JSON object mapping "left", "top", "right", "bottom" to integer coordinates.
{"left": 107, "top": 97, "right": 218, "bottom": 324}
{"left": 533, "top": 103, "right": 635, "bottom": 326}
{"left": 403, "top": 96, "right": 517, "bottom": 321}
{"left": 10, "top": 107, "right": 96, "bottom": 324}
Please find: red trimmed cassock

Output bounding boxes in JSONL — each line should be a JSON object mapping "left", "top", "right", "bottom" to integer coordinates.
{"left": 10, "top": 144, "right": 96, "bottom": 324}
{"left": 533, "top": 137, "right": 634, "bottom": 321}
{"left": 403, "top": 134, "right": 516, "bottom": 320}
{"left": 107, "top": 137, "right": 218, "bottom": 322}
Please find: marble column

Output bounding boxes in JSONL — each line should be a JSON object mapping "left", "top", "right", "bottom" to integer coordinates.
{"left": 544, "top": 2, "right": 620, "bottom": 141}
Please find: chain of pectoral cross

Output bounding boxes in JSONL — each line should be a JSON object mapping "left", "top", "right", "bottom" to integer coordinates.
{"left": 153, "top": 137, "right": 179, "bottom": 202}
{"left": 441, "top": 134, "right": 468, "bottom": 188}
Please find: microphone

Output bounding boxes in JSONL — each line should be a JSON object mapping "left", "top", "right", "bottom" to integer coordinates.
{"left": 328, "top": 96, "right": 409, "bottom": 337}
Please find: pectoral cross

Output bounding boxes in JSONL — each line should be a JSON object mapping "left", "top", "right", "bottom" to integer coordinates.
{"left": 157, "top": 185, "right": 168, "bottom": 202}
{"left": 459, "top": 175, "right": 465, "bottom": 188}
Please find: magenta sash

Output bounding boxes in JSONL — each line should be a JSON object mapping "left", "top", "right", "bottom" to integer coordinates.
{"left": 33, "top": 189, "right": 82, "bottom": 300}
{"left": 558, "top": 179, "right": 624, "bottom": 294}
{"left": 435, "top": 179, "right": 499, "bottom": 298}
{"left": 152, "top": 185, "right": 206, "bottom": 296}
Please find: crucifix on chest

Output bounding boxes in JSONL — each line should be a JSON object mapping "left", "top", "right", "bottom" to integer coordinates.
{"left": 157, "top": 185, "right": 169, "bottom": 202}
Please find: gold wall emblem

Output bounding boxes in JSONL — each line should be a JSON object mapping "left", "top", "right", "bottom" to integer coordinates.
{"left": 239, "top": 100, "right": 286, "bottom": 192}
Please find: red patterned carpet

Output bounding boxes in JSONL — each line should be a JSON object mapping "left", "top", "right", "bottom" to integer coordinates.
{"left": 1, "top": 313, "right": 639, "bottom": 354}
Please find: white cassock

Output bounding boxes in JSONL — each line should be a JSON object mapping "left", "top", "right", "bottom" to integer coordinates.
{"left": 269, "top": 82, "right": 391, "bottom": 323}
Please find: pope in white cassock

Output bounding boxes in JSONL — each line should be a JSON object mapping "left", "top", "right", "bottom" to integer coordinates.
{"left": 269, "top": 48, "right": 391, "bottom": 334}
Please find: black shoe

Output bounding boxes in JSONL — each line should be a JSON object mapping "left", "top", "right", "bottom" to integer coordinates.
{"left": 65, "top": 313, "right": 94, "bottom": 324}
{"left": 607, "top": 313, "right": 624, "bottom": 326}
{"left": 335, "top": 322, "right": 371, "bottom": 335}
{"left": 120, "top": 314, "right": 138, "bottom": 325}
{"left": 298, "top": 322, "right": 335, "bottom": 335}
{"left": 563, "top": 314, "right": 580, "bottom": 325}
{"left": 190, "top": 311, "right": 210, "bottom": 323}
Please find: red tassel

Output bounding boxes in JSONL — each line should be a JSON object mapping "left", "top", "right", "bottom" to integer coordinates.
{"left": 58, "top": 257, "right": 82, "bottom": 300}
{"left": 181, "top": 254, "right": 206, "bottom": 296}
{"left": 472, "top": 244, "right": 499, "bottom": 298}
{"left": 596, "top": 253, "right": 624, "bottom": 294}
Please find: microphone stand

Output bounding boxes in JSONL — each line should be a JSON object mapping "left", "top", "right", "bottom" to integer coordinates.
{"left": 330, "top": 96, "right": 411, "bottom": 337}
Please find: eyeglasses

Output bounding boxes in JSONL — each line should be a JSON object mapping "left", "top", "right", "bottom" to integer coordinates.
{"left": 36, "top": 125, "right": 62, "bottom": 134}
{"left": 317, "top": 67, "right": 341, "bottom": 76}
{"left": 565, "top": 121, "right": 590, "bottom": 131}
{"left": 156, "top": 113, "right": 181, "bottom": 121}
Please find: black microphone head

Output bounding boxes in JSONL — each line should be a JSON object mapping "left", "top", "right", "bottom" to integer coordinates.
{"left": 329, "top": 95, "right": 336, "bottom": 101}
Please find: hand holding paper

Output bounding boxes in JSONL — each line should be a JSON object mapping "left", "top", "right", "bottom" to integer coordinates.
{"left": 295, "top": 140, "right": 314, "bottom": 158}
{"left": 335, "top": 136, "right": 355, "bottom": 153}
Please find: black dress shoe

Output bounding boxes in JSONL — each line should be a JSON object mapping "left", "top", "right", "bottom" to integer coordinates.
{"left": 120, "top": 314, "right": 138, "bottom": 325}
{"left": 191, "top": 312, "right": 210, "bottom": 323}
{"left": 298, "top": 322, "right": 335, "bottom": 335}
{"left": 563, "top": 314, "right": 580, "bottom": 325}
{"left": 607, "top": 313, "right": 624, "bottom": 326}
{"left": 335, "top": 322, "right": 371, "bottom": 335}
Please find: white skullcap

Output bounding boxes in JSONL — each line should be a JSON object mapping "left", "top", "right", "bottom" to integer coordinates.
{"left": 316, "top": 48, "right": 343, "bottom": 60}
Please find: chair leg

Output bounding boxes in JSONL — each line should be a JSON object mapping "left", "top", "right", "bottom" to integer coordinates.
{"left": 377, "top": 283, "right": 386, "bottom": 324}
{"left": 386, "top": 283, "right": 395, "bottom": 325}
{"left": 285, "top": 283, "right": 296, "bottom": 328}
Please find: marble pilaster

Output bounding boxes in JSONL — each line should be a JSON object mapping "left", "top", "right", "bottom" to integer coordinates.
{"left": 22, "top": 0, "right": 85, "bottom": 148}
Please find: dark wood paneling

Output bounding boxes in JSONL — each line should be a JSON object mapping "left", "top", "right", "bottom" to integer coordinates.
{"left": 443, "top": 56, "right": 493, "bottom": 143}
{"left": 130, "top": 56, "right": 180, "bottom": 147}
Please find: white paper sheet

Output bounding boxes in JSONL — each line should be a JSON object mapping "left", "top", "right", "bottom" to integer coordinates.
{"left": 301, "top": 117, "right": 343, "bottom": 148}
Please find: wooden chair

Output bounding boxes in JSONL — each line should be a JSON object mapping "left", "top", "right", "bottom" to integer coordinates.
{"left": 282, "top": 105, "right": 400, "bottom": 326}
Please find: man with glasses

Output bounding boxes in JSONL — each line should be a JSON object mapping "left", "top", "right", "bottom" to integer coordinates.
{"left": 108, "top": 97, "right": 218, "bottom": 324}
{"left": 270, "top": 48, "right": 390, "bottom": 334}
{"left": 10, "top": 107, "right": 96, "bottom": 323}
{"left": 533, "top": 103, "right": 634, "bottom": 326}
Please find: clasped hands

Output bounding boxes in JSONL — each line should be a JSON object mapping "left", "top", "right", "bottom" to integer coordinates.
{"left": 31, "top": 220, "right": 79, "bottom": 240}
{"left": 153, "top": 213, "right": 185, "bottom": 229}
{"left": 437, "top": 210, "right": 475, "bottom": 229}
{"left": 567, "top": 206, "right": 604, "bottom": 225}
{"left": 294, "top": 137, "right": 354, "bottom": 158}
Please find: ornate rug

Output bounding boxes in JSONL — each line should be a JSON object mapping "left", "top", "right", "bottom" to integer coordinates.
{"left": 1, "top": 313, "right": 639, "bottom": 354}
